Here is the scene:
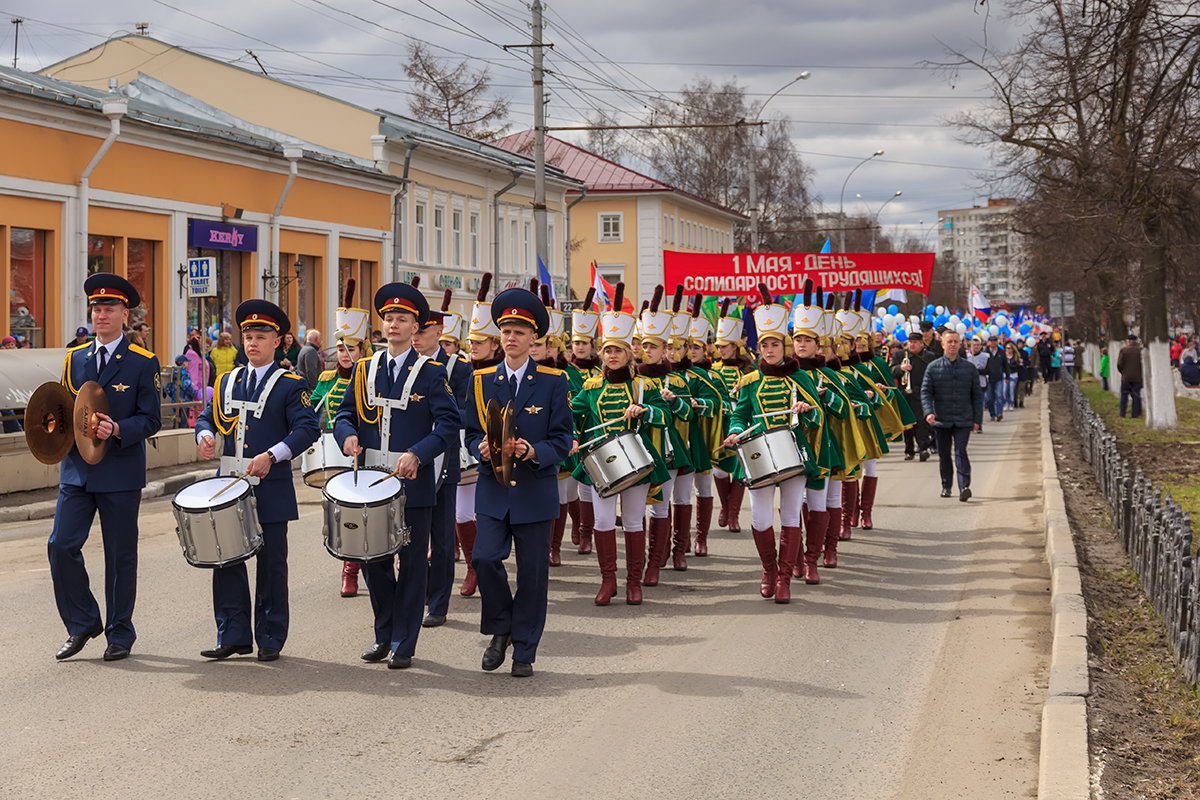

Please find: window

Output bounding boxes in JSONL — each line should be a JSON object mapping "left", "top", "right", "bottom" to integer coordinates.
{"left": 396, "top": 202, "right": 406, "bottom": 262}
{"left": 663, "top": 214, "right": 669, "bottom": 244}
{"left": 523, "top": 221, "right": 531, "bottom": 271}
{"left": 126, "top": 239, "right": 156, "bottom": 335}
{"left": 10, "top": 228, "right": 47, "bottom": 347}
{"left": 452, "top": 210, "right": 463, "bottom": 267}
{"left": 414, "top": 203, "right": 427, "bottom": 264}
{"left": 599, "top": 212, "right": 623, "bottom": 243}
{"left": 547, "top": 222, "right": 555, "bottom": 271}
{"left": 469, "top": 213, "right": 479, "bottom": 268}
{"left": 510, "top": 219, "right": 518, "bottom": 271}
{"left": 433, "top": 206, "right": 445, "bottom": 266}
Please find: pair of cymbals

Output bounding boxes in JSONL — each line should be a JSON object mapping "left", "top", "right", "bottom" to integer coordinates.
{"left": 25, "top": 381, "right": 110, "bottom": 466}
{"left": 485, "top": 398, "right": 516, "bottom": 487}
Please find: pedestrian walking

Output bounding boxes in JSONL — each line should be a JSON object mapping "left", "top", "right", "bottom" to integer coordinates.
{"left": 296, "top": 329, "right": 324, "bottom": 389}
{"left": 891, "top": 332, "right": 934, "bottom": 460}
{"left": 1117, "top": 333, "right": 1143, "bottom": 418}
{"left": 920, "top": 331, "right": 982, "bottom": 502}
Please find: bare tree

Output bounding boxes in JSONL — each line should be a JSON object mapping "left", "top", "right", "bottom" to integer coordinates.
{"left": 584, "top": 110, "right": 632, "bottom": 163}
{"left": 404, "top": 42, "right": 510, "bottom": 140}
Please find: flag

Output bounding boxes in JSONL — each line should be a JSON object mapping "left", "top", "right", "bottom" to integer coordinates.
{"left": 700, "top": 295, "right": 720, "bottom": 329}
{"left": 820, "top": 238, "right": 832, "bottom": 254}
{"left": 859, "top": 290, "right": 877, "bottom": 312}
{"left": 537, "top": 255, "right": 555, "bottom": 303}
{"left": 969, "top": 285, "right": 991, "bottom": 322}
{"left": 876, "top": 288, "right": 908, "bottom": 305}
{"left": 590, "top": 262, "right": 632, "bottom": 312}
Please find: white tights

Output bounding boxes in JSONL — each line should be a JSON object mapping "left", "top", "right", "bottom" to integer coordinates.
{"left": 806, "top": 484, "right": 828, "bottom": 513}
{"left": 693, "top": 470, "right": 712, "bottom": 499}
{"left": 592, "top": 483, "right": 650, "bottom": 531}
{"left": 672, "top": 471, "right": 694, "bottom": 505}
{"left": 648, "top": 469, "right": 678, "bottom": 519}
{"left": 455, "top": 483, "right": 475, "bottom": 524}
{"left": 749, "top": 475, "right": 807, "bottom": 529}
{"left": 557, "top": 475, "right": 581, "bottom": 504}
{"left": 826, "top": 479, "right": 843, "bottom": 509}
{"left": 861, "top": 458, "right": 877, "bottom": 478}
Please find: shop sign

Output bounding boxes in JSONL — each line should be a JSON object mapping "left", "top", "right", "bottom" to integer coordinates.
{"left": 187, "top": 257, "right": 217, "bottom": 297}
{"left": 436, "top": 274, "right": 463, "bottom": 289}
{"left": 188, "top": 219, "right": 259, "bottom": 253}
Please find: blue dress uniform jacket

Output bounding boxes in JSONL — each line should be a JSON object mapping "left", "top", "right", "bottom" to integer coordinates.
{"left": 48, "top": 336, "right": 161, "bottom": 648}
{"left": 194, "top": 364, "right": 319, "bottom": 652}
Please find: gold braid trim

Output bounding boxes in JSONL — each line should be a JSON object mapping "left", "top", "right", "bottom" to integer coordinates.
{"left": 211, "top": 373, "right": 239, "bottom": 436}
{"left": 354, "top": 357, "right": 382, "bottom": 425}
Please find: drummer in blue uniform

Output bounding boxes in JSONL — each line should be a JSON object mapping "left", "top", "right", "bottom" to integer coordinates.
{"left": 334, "top": 283, "right": 461, "bottom": 669}
{"left": 49, "top": 273, "right": 162, "bottom": 661}
{"left": 463, "top": 287, "right": 573, "bottom": 677}
{"left": 411, "top": 288, "right": 472, "bottom": 629}
{"left": 195, "top": 300, "right": 319, "bottom": 662}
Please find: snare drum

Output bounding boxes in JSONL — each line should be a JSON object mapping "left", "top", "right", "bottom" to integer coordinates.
{"left": 172, "top": 476, "right": 263, "bottom": 568}
{"left": 301, "top": 431, "right": 353, "bottom": 488}
{"left": 321, "top": 468, "right": 411, "bottom": 563}
{"left": 736, "top": 427, "right": 808, "bottom": 489}
{"left": 582, "top": 430, "right": 655, "bottom": 498}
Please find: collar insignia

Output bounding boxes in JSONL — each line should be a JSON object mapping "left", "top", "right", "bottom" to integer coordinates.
{"left": 112, "top": 382, "right": 129, "bottom": 392}
{"left": 524, "top": 404, "right": 542, "bottom": 415}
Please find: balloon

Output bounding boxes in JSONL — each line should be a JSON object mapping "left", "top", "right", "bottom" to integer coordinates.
{"left": 875, "top": 319, "right": 883, "bottom": 331}
{"left": 988, "top": 324, "right": 1000, "bottom": 337}
{"left": 1026, "top": 336, "right": 1036, "bottom": 346}
{"left": 887, "top": 304, "right": 899, "bottom": 315}
{"left": 883, "top": 316, "right": 898, "bottom": 333}
{"left": 935, "top": 305, "right": 945, "bottom": 315}
{"left": 935, "top": 314, "right": 949, "bottom": 326}
{"left": 955, "top": 322, "right": 967, "bottom": 334}
{"left": 1019, "top": 323, "right": 1031, "bottom": 335}
{"left": 876, "top": 307, "right": 887, "bottom": 318}
{"left": 994, "top": 314, "right": 1007, "bottom": 326}
{"left": 1053, "top": 331, "right": 1061, "bottom": 341}
{"left": 894, "top": 328, "right": 908, "bottom": 342}
{"left": 948, "top": 315, "right": 960, "bottom": 326}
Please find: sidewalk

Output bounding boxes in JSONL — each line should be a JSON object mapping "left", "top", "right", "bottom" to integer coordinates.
{"left": 0, "top": 462, "right": 217, "bottom": 523}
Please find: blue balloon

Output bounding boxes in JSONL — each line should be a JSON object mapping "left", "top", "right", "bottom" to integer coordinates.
{"left": 1019, "top": 323, "right": 1031, "bottom": 335}
{"left": 935, "top": 314, "right": 949, "bottom": 326}
{"left": 894, "top": 328, "right": 908, "bottom": 342}
{"left": 925, "top": 304, "right": 935, "bottom": 314}
{"left": 887, "top": 304, "right": 899, "bottom": 315}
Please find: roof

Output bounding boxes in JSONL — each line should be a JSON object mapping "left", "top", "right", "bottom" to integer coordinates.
{"left": 493, "top": 130, "right": 745, "bottom": 220}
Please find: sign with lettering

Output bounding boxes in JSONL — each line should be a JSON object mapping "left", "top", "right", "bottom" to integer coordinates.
{"left": 436, "top": 274, "right": 463, "bottom": 289}
{"left": 662, "top": 250, "right": 935, "bottom": 296}
{"left": 187, "top": 219, "right": 259, "bottom": 253}
{"left": 187, "top": 257, "right": 217, "bottom": 298}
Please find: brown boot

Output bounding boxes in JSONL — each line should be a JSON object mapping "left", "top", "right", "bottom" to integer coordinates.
{"left": 841, "top": 481, "right": 858, "bottom": 540}
{"left": 803, "top": 511, "right": 830, "bottom": 584}
{"left": 625, "top": 530, "right": 645, "bottom": 605}
{"left": 694, "top": 495, "right": 713, "bottom": 556}
{"left": 643, "top": 516, "right": 670, "bottom": 586}
{"left": 456, "top": 521, "right": 478, "bottom": 596}
{"left": 860, "top": 476, "right": 878, "bottom": 530}
{"left": 715, "top": 474, "right": 732, "bottom": 528}
{"left": 578, "top": 500, "right": 595, "bottom": 554}
{"left": 340, "top": 561, "right": 360, "bottom": 597}
{"left": 593, "top": 529, "right": 618, "bottom": 605}
{"left": 726, "top": 481, "right": 745, "bottom": 533}
{"left": 823, "top": 506, "right": 843, "bottom": 567}
{"left": 567, "top": 498, "right": 582, "bottom": 546}
{"left": 672, "top": 504, "right": 691, "bottom": 571}
{"left": 750, "top": 527, "right": 778, "bottom": 598}
{"left": 845, "top": 479, "right": 860, "bottom": 531}
{"left": 550, "top": 503, "right": 568, "bottom": 567}
{"left": 775, "top": 525, "right": 803, "bottom": 603}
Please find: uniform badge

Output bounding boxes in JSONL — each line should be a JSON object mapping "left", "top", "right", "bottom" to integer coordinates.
{"left": 153, "top": 372, "right": 162, "bottom": 392}
{"left": 112, "top": 382, "right": 129, "bottom": 392}
{"left": 301, "top": 390, "right": 312, "bottom": 408}
{"left": 524, "top": 405, "right": 542, "bottom": 415}
{"left": 408, "top": 393, "right": 425, "bottom": 403}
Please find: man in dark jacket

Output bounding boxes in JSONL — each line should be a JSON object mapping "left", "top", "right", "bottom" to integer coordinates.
{"left": 920, "top": 331, "right": 983, "bottom": 502}
{"left": 891, "top": 333, "right": 935, "bottom": 460}
{"left": 982, "top": 336, "right": 1008, "bottom": 421}
{"left": 1117, "top": 332, "right": 1143, "bottom": 418}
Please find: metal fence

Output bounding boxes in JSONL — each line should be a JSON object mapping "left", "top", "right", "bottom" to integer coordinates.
{"left": 1061, "top": 371, "right": 1200, "bottom": 682}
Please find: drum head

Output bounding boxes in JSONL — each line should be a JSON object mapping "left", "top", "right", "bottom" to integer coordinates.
{"left": 303, "top": 467, "right": 348, "bottom": 489}
{"left": 174, "top": 477, "right": 248, "bottom": 511}
{"left": 324, "top": 468, "right": 401, "bottom": 504}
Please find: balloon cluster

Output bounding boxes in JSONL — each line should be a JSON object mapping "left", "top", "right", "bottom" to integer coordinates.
{"left": 874, "top": 302, "right": 1057, "bottom": 346}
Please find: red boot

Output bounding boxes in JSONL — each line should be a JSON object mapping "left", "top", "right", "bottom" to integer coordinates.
{"left": 715, "top": 474, "right": 732, "bottom": 528}
{"left": 860, "top": 476, "right": 878, "bottom": 530}
{"left": 593, "top": 528, "right": 618, "bottom": 605}
{"left": 456, "top": 521, "right": 478, "bottom": 596}
{"left": 672, "top": 504, "right": 691, "bottom": 571}
{"left": 625, "top": 530, "right": 645, "bottom": 605}
{"left": 340, "top": 561, "right": 360, "bottom": 597}
{"left": 841, "top": 481, "right": 858, "bottom": 540}
{"left": 643, "top": 516, "right": 670, "bottom": 586}
{"left": 775, "top": 525, "right": 802, "bottom": 603}
{"left": 803, "top": 511, "right": 830, "bottom": 584}
{"left": 845, "top": 479, "right": 860, "bottom": 531}
{"left": 577, "top": 500, "right": 595, "bottom": 554}
{"left": 726, "top": 481, "right": 745, "bottom": 533}
{"left": 550, "top": 503, "right": 568, "bottom": 566}
{"left": 823, "top": 505, "right": 843, "bottom": 568}
{"left": 567, "top": 498, "right": 582, "bottom": 546}
{"left": 750, "top": 527, "right": 778, "bottom": 598}
{"left": 694, "top": 495, "right": 713, "bottom": 556}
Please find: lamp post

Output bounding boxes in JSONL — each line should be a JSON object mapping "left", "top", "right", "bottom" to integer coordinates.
{"left": 838, "top": 149, "right": 884, "bottom": 252}
{"left": 749, "top": 71, "right": 810, "bottom": 252}
{"left": 856, "top": 190, "right": 902, "bottom": 252}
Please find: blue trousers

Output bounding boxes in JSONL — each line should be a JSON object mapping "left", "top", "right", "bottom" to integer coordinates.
{"left": 48, "top": 484, "right": 141, "bottom": 647}
{"left": 935, "top": 426, "right": 973, "bottom": 492}
{"left": 212, "top": 522, "right": 289, "bottom": 650}
{"left": 1120, "top": 381, "right": 1142, "bottom": 418}
{"left": 425, "top": 482, "right": 457, "bottom": 618}
{"left": 983, "top": 382, "right": 1004, "bottom": 419}
{"left": 473, "top": 514, "right": 551, "bottom": 664}
{"left": 364, "top": 506, "right": 432, "bottom": 657}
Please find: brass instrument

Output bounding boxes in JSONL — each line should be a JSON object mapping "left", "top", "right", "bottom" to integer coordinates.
{"left": 24, "top": 380, "right": 111, "bottom": 465}
{"left": 901, "top": 352, "right": 913, "bottom": 394}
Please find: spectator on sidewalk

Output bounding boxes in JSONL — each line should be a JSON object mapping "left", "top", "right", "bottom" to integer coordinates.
{"left": 1099, "top": 346, "right": 1110, "bottom": 391}
{"left": 1170, "top": 338, "right": 1182, "bottom": 368}
{"left": 0, "top": 335, "right": 21, "bottom": 432}
{"left": 1062, "top": 340, "right": 1076, "bottom": 379}
{"left": 921, "top": 330, "right": 983, "bottom": 502}
{"left": 1117, "top": 333, "right": 1143, "bottom": 418}
{"left": 1181, "top": 355, "right": 1200, "bottom": 388}
{"left": 296, "top": 329, "right": 324, "bottom": 389}
{"left": 72, "top": 326, "right": 91, "bottom": 347}
{"left": 1036, "top": 332, "right": 1054, "bottom": 382}
{"left": 209, "top": 331, "right": 238, "bottom": 376}
{"left": 275, "top": 331, "right": 301, "bottom": 370}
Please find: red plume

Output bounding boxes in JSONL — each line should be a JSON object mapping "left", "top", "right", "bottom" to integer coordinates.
{"left": 758, "top": 282, "right": 772, "bottom": 306}
{"left": 476, "top": 272, "right": 492, "bottom": 302}
{"left": 825, "top": 292, "right": 836, "bottom": 311}
{"left": 583, "top": 287, "right": 596, "bottom": 311}
{"left": 540, "top": 284, "right": 552, "bottom": 307}
{"left": 410, "top": 275, "right": 420, "bottom": 289}
{"left": 640, "top": 300, "right": 650, "bottom": 314}
{"left": 342, "top": 277, "right": 356, "bottom": 308}
{"left": 672, "top": 285, "right": 684, "bottom": 313}
{"left": 612, "top": 281, "right": 625, "bottom": 312}
{"left": 720, "top": 298, "right": 731, "bottom": 318}
{"left": 650, "top": 285, "right": 664, "bottom": 313}
{"left": 441, "top": 289, "right": 452, "bottom": 312}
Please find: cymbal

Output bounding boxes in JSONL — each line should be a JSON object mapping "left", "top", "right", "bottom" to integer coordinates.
{"left": 485, "top": 399, "right": 505, "bottom": 479}
{"left": 73, "top": 381, "right": 110, "bottom": 466}
{"left": 24, "top": 382, "right": 75, "bottom": 465}
{"left": 500, "top": 400, "right": 516, "bottom": 487}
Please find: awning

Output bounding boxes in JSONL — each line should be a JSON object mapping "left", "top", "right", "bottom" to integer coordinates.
{"left": 0, "top": 348, "right": 68, "bottom": 409}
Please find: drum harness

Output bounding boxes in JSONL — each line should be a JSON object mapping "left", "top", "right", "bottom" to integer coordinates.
{"left": 219, "top": 366, "right": 290, "bottom": 486}
{"left": 364, "top": 349, "right": 431, "bottom": 471}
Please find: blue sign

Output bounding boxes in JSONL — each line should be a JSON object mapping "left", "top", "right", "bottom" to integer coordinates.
{"left": 188, "top": 257, "right": 216, "bottom": 297}
{"left": 188, "top": 219, "right": 258, "bottom": 253}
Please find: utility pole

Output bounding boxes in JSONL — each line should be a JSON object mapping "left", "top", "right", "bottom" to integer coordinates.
{"left": 11, "top": 17, "right": 22, "bottom": 70}
{"left": 531, "top": 0, "right": 548, "bottom": 286}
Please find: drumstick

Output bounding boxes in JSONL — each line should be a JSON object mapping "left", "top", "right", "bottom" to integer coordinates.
{"left": 581, "top": 417, "right": 625, "bottom": 435}
{"left": 733, "top": 422, "right": 762, "bottom": 442}
{"left": 353, "top": 457, "right": 358, "bottom": 486}
{"left": 368, "top": 466, "right": 402, "bottom": 488}
{"left": 208, "top": 472, "right": 248, "bottom": 502}
{"left": 751, "top": 410, "right": 791, "bottom": 421}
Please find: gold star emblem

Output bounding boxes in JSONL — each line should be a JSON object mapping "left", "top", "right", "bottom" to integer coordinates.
{"left": 112, "top": 382, "right": 129, "bottom": 392}
{"left": 408, "top": 393, "right": 425, "bottom": 403}
{"left": 524, "top": 404, "right": 542, "bottom": 415}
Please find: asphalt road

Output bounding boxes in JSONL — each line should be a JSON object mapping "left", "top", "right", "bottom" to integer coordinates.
{"left": 0, "top": 410, "right": 1048, "bottom": 799}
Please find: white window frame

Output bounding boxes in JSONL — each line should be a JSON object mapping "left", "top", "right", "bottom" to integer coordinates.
{"left": 469, "top": 212, "right": 480, "bottom": 268}
{"left": 451, "top": 209, "right": 463, "bottom": 267}
{"left": 414, "top": 202, "right": 427, "bottom": 264}
{"left": 510, "top": 219, "right": 518, "bottom": 271}
{"left": 433, "top": 205, "right": 445, "bottom": 266}
{"left": 598, "top": 212, "right": 623, "bottom": 243}
{"left": 523, "top": 221, "right": 532, "bottom": 271}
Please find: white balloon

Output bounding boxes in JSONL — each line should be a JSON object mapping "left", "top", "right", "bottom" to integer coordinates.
{"left": 883, "top": 316, "right": 898, "bottom": 333}
{"left": 988, "top": 324, "right": 1000, "bottom": 336}
{"left": 994, "top": 314, "right": 1008, "bottom": 326}
{"left": 1026, "top": 336, "right": 1036, "bottom": 346}
{"left": 955, "top": 322, "right": 967, "bottom": 334}
{"left": 935, "top": 305, "right": 946, "bottom": 315}
{"left": 948, "top": 314, "right": 960, "bottom": 326}
{"left": 876, "top": 307, "right": 887, "bottom": 318}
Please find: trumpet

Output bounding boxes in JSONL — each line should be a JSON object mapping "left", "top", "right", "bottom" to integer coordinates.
{"left": 901, "top": 352, "right": 913, "bottom": 394}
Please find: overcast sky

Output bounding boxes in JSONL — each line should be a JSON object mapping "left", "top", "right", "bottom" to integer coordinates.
{"left": 3, "top": 0, "right": 1022, "bottom": 247}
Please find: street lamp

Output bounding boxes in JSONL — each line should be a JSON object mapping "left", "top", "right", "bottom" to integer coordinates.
{"left": 263, "top": 256, "right": 304, "bottom": 295}
{"left": 856, "top": 190, "right": 902, "bottom": 252}
{"left": 749, "top": 71, "right": 811, "bottom": 252}
{"left": 838, "top": 149, "right": 885, "bottom": 252}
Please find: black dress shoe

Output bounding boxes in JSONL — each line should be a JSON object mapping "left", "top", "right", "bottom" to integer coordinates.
{"left": 959, "top": 487, "right": 972, "bottom": 502}
{"left": 481, "top": 634, "right": 511, "bottom": 672}
{"left": 940, "top": 487, "right": 952, "bottom": 498}
{"left": 421, "top": 613, "right": 447, "bottom": 628}
{"left": 361, "top": 642, "right": 390, "bottom": 662}
{"left": 511, "top": 660, "right": 533, "bottom": 678}
{"left": 904, "top": 453, "right": 915, "bottom": 461}
{"left": 919, "top": 451, "right": 930, "bottom": 462}
{"left": 102, "top": 643, "right": 131, "bottom": 662}
{"left": 387, "top": 653, "right": 412, "bottom": 669}
{"left": 55, "top": 627, "right": 103, "bottom": 660}
{"left": 200, "top": 644, "right": 253, "bottom": 660}
{"left": 257, "top": 648, "right": 280, "bottom": 662}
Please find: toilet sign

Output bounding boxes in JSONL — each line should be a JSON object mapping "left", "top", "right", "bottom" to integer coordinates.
{"left": 187, "top": 257, "right": 217, "bottom": 298}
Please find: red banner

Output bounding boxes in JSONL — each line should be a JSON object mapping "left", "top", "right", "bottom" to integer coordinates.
{"left": 663, "top": 250, "right": 935, "bottom": 296}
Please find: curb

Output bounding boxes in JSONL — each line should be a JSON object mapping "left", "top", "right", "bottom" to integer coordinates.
{"left": 1038, "top": 390, "right": 1091, "bottom": 799}
{"left": 0, "top": 468, "right": 215, "bottom": 524}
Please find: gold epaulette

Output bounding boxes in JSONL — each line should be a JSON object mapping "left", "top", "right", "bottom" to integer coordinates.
{"left": 281, "top": 372, "right": 304, "bottom": 381}
{"left": 737, "top": 370, "right": 763, "bottom": 388}
{"left": 317, "top": 369, "right": 337, "bottom": 382}
{"left": 475, "top": 365, "right": 499, "bottom": 376}
{"left": 582, "top": 374, "right": 605, "bottom": 390}
{"left": 536, "top": 365, "right": 564, "bottom": 377}
{"left": 128, "top": 343, "right": 155, "bottom": 359}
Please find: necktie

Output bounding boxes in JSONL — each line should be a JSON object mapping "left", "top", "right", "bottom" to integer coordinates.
{"left": 246, "top": 368, "right": 257, "bottom": 399}
{"left": 387, "top": 358, "right": 397, "bottom": 393}
{"left": 509, "top": 372, "right": 518, "bottom": 399}
{"left": 97, "top": 347, "right": 107, "bottom": 377}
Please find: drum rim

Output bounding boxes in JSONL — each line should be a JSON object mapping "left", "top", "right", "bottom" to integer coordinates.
{"left": 172, "top": 476, "right": 250, "bottom": 514}
{"left": 180, "top": 540, "right": 263, "bottom": 569}
{"left": 322, "top": 468, "right": 406, "bottom": 507}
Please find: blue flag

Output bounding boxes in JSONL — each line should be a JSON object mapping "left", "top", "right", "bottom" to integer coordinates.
{"left": 537, "top": 255, "right": 555, "bottom": 303}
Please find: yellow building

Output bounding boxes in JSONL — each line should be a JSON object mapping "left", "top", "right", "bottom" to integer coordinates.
{"left": 494, "top": 132, "right": 745, "bottom": 306}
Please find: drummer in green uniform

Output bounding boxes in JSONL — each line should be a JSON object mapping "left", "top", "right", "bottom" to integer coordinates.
{"left": 311, "top": 279, "right": 370, "bottom": 598}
